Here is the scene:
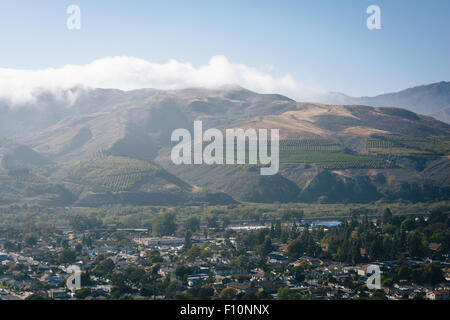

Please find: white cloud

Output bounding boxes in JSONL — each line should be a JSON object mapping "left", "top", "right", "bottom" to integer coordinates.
{"left": 0, "top": 55, "right": 325, "bottom": 105}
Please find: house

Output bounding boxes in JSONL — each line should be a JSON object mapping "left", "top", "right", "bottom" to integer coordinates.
{"left": 187, "top": 274, "right": 209, "bottom": 287}
{"left": 93, "top": 285, "right": 112, "bottom": 293}
{"left": 215, "top": 267, "right": 248, "bottom": 277}
{"left": 257, "top": 281, "right": 285, "bottom": 294}
{"left": 95, "top": 245, "right": 116, "bottom": 254}
{"left": 232, "top": 274, "right": 252, "bottom": 283}
{"left": 134, "top": 237, "right": 184, "bottom": 248}
{"left": 0, "top": 293, "right": 21, "bottom": 300}
{"left": 426, "top": 289, "right": 450, "bottom": 300}
{"left": 0, "top": 252, "right": 8, "bottom": 262}
{"left": 251, "top": 273, "right": 271, "bottom": 281}
{"left": 295, "top": 257, "right": 322, "bottom": 268}
{"left": 227, "top": 281, "right": 257, "bottom": 293}
{"left": 327, "top": 289, "right": 344, "bottom": 299}
{"left": 428, "top": 243, "right": 442, "bottom": 252}
{"left": 268, "top": 253, "right": 288, "bottom": 265}
{"left": 40, "top": 273, "right": 65, "bottom": 285}
{"left": 49, "top": 288, "right": 69, "bottom": 300}
{"left": 357, "top": 265, "right": 370, "bottom": 277}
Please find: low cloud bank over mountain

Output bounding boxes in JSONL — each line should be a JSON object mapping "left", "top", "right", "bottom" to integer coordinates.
{"left": 0, "top": 55, "right": 325, "bottom": 105}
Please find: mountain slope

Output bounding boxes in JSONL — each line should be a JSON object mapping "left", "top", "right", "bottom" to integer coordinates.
{"left": 1, "top": 86, "right": 450, "bottom": 205}
{"left": 16, "top": 86, "right": 297, "bottom": 163}
{"left": 239, "top": 103, "right": 450, "bottom": 140}
{"left": 432, "top": 106, "right": 450, "bottom": 124}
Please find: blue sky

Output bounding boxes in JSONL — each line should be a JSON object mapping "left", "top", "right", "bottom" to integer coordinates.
{"left": 0, "top": 0, "right": 449, "bottom": 97}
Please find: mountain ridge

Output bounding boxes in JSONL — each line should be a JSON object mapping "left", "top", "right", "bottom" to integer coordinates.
{"left": 320, "top": 81, "right": 450, "bottom": 123}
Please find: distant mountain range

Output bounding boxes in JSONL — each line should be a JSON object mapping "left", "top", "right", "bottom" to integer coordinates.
{"left": 0, "top": 82, "right": 449, "bottom": 206}
{"left": 319, "top": 81, "right": 450, "bottom": 123}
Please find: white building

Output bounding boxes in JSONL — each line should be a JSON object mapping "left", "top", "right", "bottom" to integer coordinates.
{"left": 134, "top": 237, "right": 184, "bottom": 247}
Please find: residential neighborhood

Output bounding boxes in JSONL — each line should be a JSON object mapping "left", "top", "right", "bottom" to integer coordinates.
{"left": 0, "top": 208, "right": 448, "bottom": 301}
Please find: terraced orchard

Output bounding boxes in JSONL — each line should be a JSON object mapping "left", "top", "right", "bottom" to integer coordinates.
{"left": 280, "top": 139, "right": 341, "bottom": 152}
{"left": 279, "top": 139, "right": 394, "bottom": 169}
{"left": 68, "top": 156, "right": 160, "bottom": 192}
{"left": 367, "top": 135, "right": 450, "bottom": 156}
